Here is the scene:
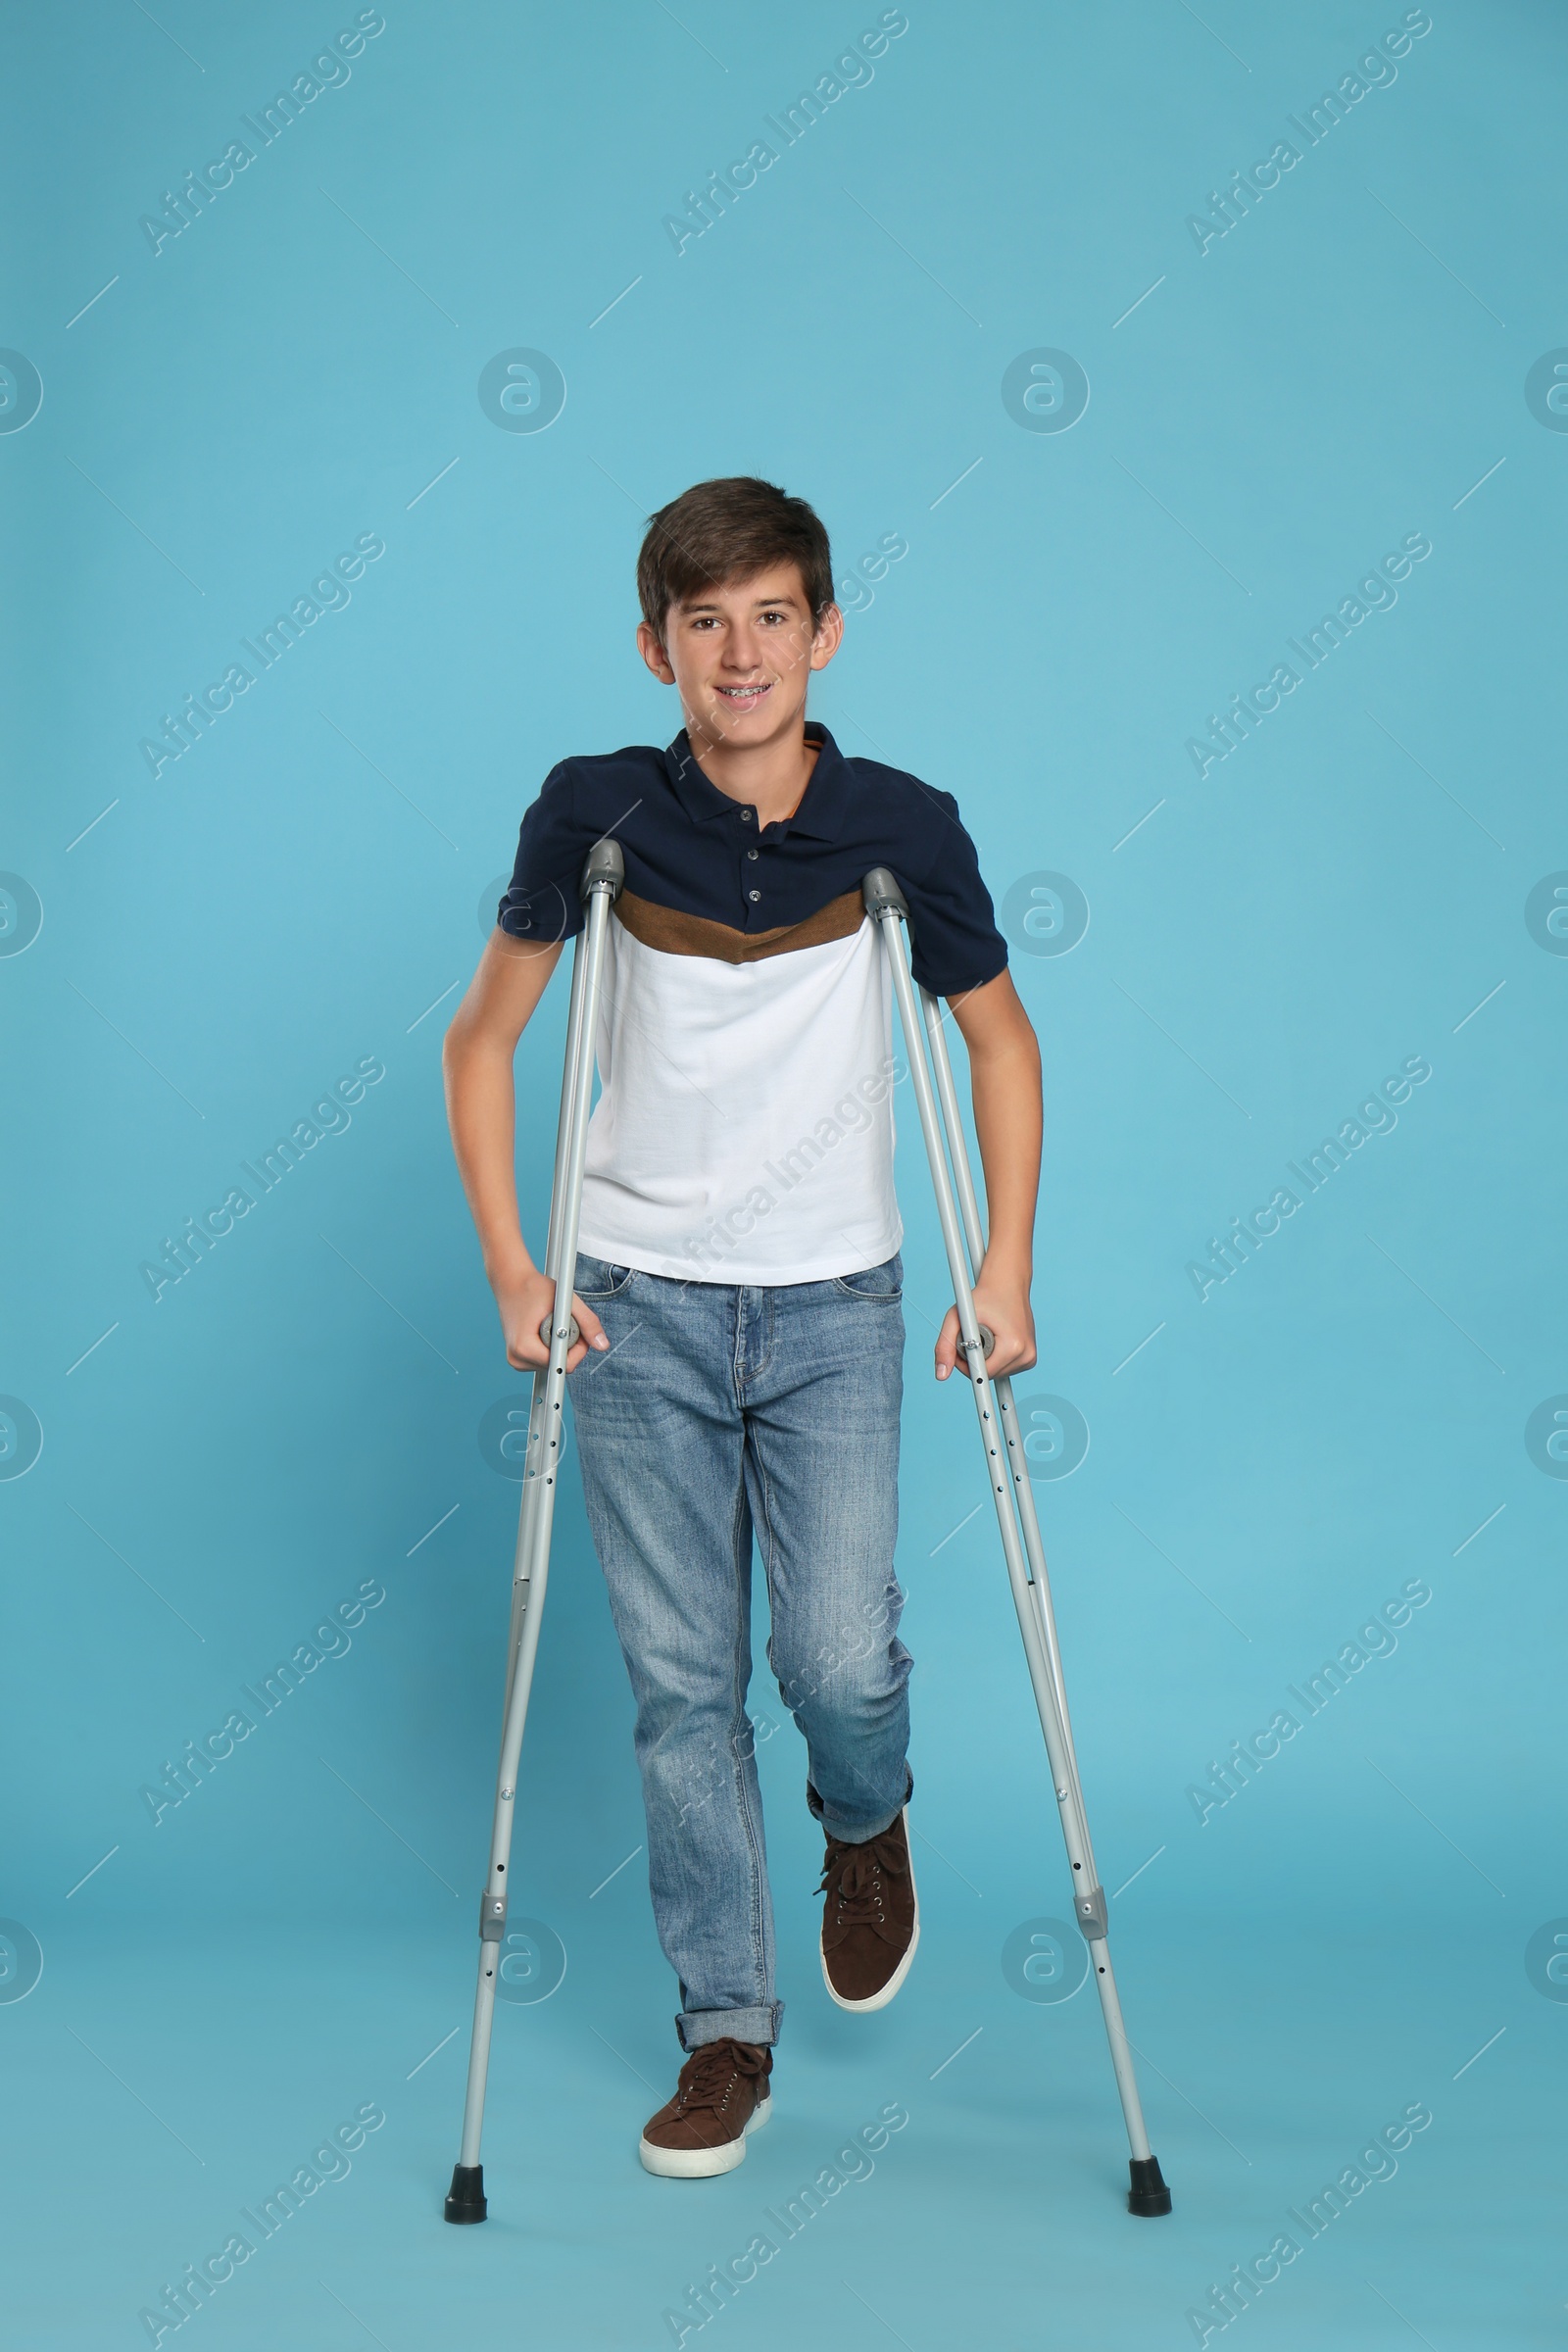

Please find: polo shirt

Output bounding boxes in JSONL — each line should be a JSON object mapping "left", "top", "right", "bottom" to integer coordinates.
{"left": 498, "top": 722, "right": 1006, "bottom": 1284}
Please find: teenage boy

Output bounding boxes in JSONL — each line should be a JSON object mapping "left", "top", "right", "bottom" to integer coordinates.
{"left": 443, "top": 477, "right": 1042, "bottom": 2178}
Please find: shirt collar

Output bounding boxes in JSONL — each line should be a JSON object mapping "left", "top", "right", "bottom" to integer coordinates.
{"left": 662, "top": 721, "right": 850, "bottom": 841}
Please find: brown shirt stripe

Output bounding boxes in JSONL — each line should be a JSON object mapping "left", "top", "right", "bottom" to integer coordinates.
{"left": 613, "top": 887, "right": 866, "bottom": 965}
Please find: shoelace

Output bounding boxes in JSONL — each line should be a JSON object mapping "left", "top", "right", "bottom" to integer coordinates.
{"left": 818, "top": 1829, "right": 909, "bottom": 1926}
{"left": 675, "top": 2039, "right": 765, "bottom": 2115}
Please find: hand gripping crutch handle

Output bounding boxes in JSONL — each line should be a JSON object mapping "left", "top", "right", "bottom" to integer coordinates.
{"left": 537, "top": 1314, "right": 580, "bottom": 1350}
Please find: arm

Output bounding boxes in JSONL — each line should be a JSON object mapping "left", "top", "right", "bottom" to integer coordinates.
{"left": 441, "top": 930, "right": 610, "bottom": 1372}
{"left": 932, "top": 967, "right": 1042, "bottom": 1382}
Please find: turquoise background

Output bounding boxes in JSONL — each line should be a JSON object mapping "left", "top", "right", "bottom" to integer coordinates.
{"left": 3, "top": 1, "right": 1564, "bottom": 2343}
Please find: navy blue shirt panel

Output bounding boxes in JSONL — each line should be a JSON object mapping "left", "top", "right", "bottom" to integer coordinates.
{"left": 496, "top": 723, "right": 1007, "bottom": 998}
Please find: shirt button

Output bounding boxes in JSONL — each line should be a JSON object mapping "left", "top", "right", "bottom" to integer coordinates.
{"left": 740, "top": 808, "right": 754, "bottom": 823}
{"left": 747, "top": 848, "right": 759, "bottom": 861}
{"left": 748, "top": 889, "right": 761, "bottom": 903}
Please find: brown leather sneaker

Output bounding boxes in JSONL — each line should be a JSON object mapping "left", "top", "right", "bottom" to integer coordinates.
{"left": 819, "top": 1806, "right": 919, "bottom": 2011}
{"left": 638, "top": 2037, "right": 773, "bottom": 2178}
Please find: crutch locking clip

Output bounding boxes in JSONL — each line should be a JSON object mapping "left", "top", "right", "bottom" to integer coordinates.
{"left": 479, "top": 1892, "right": 508, "bottom": 1940}
{"left": 1074, "top": 1886, "right": 1108, "bottom": 1938}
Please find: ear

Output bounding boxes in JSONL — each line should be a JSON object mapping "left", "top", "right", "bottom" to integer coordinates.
{"left": 636, "top": 620, "right": 676, "bottom": 684}
{"left": 808, "top": 603, "right": 845, "bottom": 671}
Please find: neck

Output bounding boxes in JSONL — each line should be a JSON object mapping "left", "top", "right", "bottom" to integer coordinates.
{"left": 685, "top": 714, "right": 818, "bottom": 827}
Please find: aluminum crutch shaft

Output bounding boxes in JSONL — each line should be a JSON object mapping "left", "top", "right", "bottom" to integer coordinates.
{"left": 498, "top": 913, "right": 595, "bottom": 1721}
{"left": 445, "top": 839, "right": 624, "bottom": 2224}
{"left": 862, "top": 867, "right": 1170, "bottom": 2218}
{"left": 916, "top": 991, "right": 1083, "bottom": 1823}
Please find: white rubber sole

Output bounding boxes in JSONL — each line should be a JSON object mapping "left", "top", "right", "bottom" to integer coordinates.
{"left": 821, "top": 1809, "right": 921, "bottom": 2013}
{"left": 638, "top": 2091, "right": 771, "bottom": 2179}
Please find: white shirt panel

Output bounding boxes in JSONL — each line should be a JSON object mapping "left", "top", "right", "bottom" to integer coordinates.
{"left": 574, "top": 913, "right": 903, "bottom": 1285}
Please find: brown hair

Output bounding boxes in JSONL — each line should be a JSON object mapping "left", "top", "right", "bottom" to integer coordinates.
{"left": 637, "top": 476, "right": 833, "bottom": 642}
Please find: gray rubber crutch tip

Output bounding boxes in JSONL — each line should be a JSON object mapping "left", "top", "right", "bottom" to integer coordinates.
{"left": 1127, "top": 2155, "right": 1172, "bottom": 2216}
{"left": 444, "top": 2162, "right": 488, "bottom": 2223}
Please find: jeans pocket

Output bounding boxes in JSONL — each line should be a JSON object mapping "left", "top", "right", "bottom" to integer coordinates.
{"left": 573, "top": 1252, "right": 637, "bottom": 1298}
{"left": 831, "top": 1252, "right": 904, "bottom": 1301}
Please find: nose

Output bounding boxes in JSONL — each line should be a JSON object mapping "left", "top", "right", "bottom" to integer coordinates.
{"left": 723, "top": 619, "right": 764, "bottom": 673}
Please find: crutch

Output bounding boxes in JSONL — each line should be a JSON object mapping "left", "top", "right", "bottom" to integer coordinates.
{"left": 445, "top": 838, "right": 624, "bottom": 2224}
{"left": 862, "top": 869, "right": 1172, "bottom": 2218}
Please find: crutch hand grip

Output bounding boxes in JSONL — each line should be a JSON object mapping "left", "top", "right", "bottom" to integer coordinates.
{"left": 960, "top": 1323, "right": 996, "bottom": 1360}
{"left": 537, "top": 1312, "right": 581, "bottom": 1350}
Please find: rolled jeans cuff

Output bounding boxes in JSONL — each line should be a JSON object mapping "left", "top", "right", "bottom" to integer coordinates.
{"left": 806, "top": 1767, "right": 913, "bottom": 1848}
{"left": 678, "top": 2002, "right": 783, "bottom": 2053}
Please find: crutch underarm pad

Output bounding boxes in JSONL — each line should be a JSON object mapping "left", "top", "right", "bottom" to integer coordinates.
{"left": 580, "top": 839, "right": 625, "bottom": 901}
{"left": 861, "top": 867, "right": 909, "bottom": 921}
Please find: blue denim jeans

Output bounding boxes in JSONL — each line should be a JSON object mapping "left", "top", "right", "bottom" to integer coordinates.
{"left": 567, "top": 1251, "right": 912, "bottom": 2051}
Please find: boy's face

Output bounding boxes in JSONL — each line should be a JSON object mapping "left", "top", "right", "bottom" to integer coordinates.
{"left": 636, "top": 564, "right": 842, "bottom": 756}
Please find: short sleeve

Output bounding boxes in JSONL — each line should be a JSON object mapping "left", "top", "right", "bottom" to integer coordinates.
{"left": 496, "top": 761, "right": 595, "bottom": 949}
{"left": 903, "top": 789, "right": 1008, "bottom": 997}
